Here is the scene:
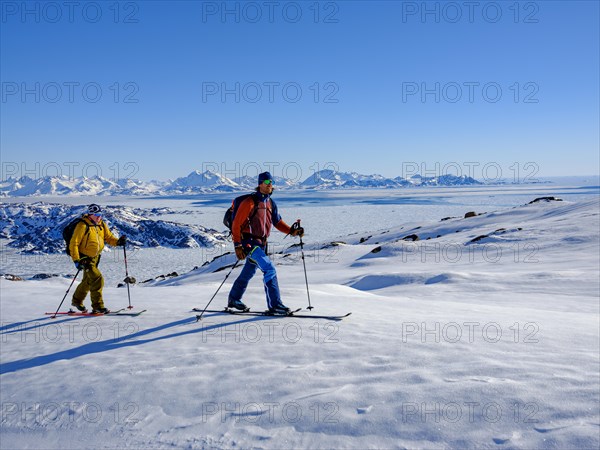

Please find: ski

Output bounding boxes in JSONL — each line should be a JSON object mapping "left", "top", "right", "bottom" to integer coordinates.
{"left": 273, "top": 312, "right": 352, "bottom": 320}
{"left": 194, "top": 307, "right": 300, "bottom": 316}
{"left": 195, "top": 307, "right": 300, "bottom": 321}
{"left": 194, "top": 308, "right": 350, "bottom": 321}
{"left": 264, "top": 307, "right": 302, "bottom": 316}
{"left": 45, "top": 308, "right": 128, "bottom": 316}
{"left": 108, "top": 309, "right": 147, "bottom": 316}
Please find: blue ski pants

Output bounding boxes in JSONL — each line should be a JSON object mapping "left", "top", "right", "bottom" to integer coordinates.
{"left": 228, "top": 246, "right": 285, "bottom": 309}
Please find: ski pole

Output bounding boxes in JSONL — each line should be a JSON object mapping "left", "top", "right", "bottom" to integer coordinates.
{"left": 197, "top": 259, "right": 240, "bottom": 321}
{"left": 294, "top": 220, "right": 313, "bottom": 310}
{"left": 51, "top": 269, "right": 81, "bottom": 319}
{"left": 123, "top": 242, "right": 133, "bottom": 309}
{"left": 299, "top": 235, "right": 313, "bottom": 310}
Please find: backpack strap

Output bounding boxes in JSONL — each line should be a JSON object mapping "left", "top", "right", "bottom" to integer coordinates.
{"left": 80, "top": 217, "right": 92, "bottom": 234}
{"left": 241, "top": 194, "right": 272, "bottom": 244}
{"left": 247, "top": 194, "right": 260, "bottom": 222}
{"left": 79, "top": 218, "right": 92, "bottom": 248}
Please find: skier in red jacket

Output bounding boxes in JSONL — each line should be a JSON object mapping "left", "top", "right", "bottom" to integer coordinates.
{"left": 228, "top": 172, "right": 304, "bottom": 313}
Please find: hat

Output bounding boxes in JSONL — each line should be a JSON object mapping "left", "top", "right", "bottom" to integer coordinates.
{"left": 88, "top": 204, "right": 102, "bottom": 214}
{"left": 258, "top": 172, "right": 273, "bottom": 185}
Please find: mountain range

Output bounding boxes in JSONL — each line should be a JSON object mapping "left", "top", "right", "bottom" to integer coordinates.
{"left": 0, "top": 203, "right": 228, "bottom": 254}
{"left": 0, "top": 170, "right": 482, "bottom": 197}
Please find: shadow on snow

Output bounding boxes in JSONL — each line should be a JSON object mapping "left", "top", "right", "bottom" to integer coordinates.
{"left": 0, "top": 313, "right": 274, "bottom": 375}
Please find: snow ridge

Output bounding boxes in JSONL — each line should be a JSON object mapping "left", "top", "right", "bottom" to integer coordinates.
{"left": 0, "top": 202, "right": 228, "bottom": 254}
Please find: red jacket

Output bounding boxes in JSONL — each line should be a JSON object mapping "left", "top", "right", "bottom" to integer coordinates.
{"left": 232, "top": 193, "right": 291, "bottom": 246}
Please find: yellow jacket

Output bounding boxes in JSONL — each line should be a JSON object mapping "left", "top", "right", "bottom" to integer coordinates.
{"left": 69, "top": 215, "right": 119, "bottom": 261}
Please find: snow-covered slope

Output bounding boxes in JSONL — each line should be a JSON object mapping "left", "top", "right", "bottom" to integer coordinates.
{"left": 0, "top": 202, "right": 228, "bottom": 254}
{"left": 1, "top": 198, "right": 598, "bottom": 449}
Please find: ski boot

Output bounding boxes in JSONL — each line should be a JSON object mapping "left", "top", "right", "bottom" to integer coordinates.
{"left": 227, "top": 299, "right": 249, "bottom": 312}
{"left": 71, "top": 302, "right": 88, "bottom": 313}
{"left": 268, "top": 304, "right": 291, "bottom": 315}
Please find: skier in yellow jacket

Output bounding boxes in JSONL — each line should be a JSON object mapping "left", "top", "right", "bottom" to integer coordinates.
{"left": 69, "top": 204, "right": 126, "bottom": 314}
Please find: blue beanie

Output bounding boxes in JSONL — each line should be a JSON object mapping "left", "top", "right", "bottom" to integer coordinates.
{"left": 258, "top": 172, "right": 273, "bottom": 185}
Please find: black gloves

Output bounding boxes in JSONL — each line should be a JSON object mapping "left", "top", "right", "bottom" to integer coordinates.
{"left": 74, "top": 256, "right": 91, "bottom": 270}
{"left": 117, "top": 235, "right": 127, "bottom": 247}
{"left": 290, "top": 221, "right": 304, "bottom": 238}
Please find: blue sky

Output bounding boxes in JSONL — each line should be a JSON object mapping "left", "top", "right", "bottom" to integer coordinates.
{"left": 1, "top": 1, "right": 598, "bottom": 182}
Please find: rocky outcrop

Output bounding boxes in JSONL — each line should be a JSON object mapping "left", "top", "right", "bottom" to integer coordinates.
{"left": 529, "top": 197, "right": 563, "bottom": 204}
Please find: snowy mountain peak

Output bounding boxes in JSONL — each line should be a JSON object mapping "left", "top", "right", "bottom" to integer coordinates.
{"left": 0, "top": 169, "right": 485, "bottom": 197}
{"left": 300, "top": 169, "right": 466, "bottom": 189}
{"left": 166, "top": 170, "right": 240, "bottom": 192}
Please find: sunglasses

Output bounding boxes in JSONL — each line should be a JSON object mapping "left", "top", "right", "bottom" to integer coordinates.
{"left": 262, "top": 180, "right": 274, "bottom": 185}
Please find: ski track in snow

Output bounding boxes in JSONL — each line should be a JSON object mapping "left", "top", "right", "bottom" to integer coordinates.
{"left": 1, "top": 195, "right": 599, "bottom": 449}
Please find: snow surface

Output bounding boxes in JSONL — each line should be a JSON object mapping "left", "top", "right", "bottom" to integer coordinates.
{"left": 1, "top": 194, "right": 599, "bottom": 449}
